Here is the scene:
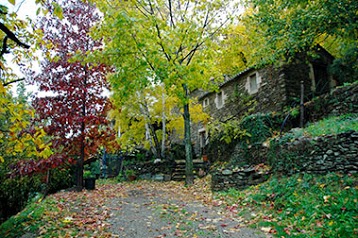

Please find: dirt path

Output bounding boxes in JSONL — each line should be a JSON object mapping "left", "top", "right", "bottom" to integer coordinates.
{"left": 106, "top": 180, "right": 270, "bottom": 238}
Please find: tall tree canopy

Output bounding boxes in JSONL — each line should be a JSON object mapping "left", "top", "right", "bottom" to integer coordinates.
{"left": 92, "top": 0, "right": 239, "bottom": 185}
{"left": 245, "top": 0, "right": 358, "bottom": 64}
{"left": 33, "top": 0, "right": 115, "bottom": 189}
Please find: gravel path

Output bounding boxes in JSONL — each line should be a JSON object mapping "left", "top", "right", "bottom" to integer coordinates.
{"left": 107, "top": 181, "right": 270, "bottom": 238}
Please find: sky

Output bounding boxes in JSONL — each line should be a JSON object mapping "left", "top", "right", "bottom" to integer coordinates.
{"left": 3, "top": 0, "right": 37, "bottom": 21}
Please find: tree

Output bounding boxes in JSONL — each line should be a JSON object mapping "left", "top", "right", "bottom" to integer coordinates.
{"left": 93, "top": 0, "right": 238, "bottom": 185}
{"left": 215, "top": 7, "right": 269, "bottom": 76}
{"left": 33, "top": 0, "right": 114, "bottom": 190}
{"left": 0, "top": 2, "right": 52, "bottom": 167}
{"left": 244, "top": 0, "right": 358, "bottom": 64}
{"left": 109, "top": 85, "right": 209, "bottom": 158}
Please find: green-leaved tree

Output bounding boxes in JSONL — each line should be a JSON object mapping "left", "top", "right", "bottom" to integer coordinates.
{"left": 92, "top": 0, "right": 238, "bottom": 185}
{"left": 245, "top": 0, "right": 358, "bottom": 66}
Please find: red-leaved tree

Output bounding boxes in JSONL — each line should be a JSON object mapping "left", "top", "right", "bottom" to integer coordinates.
{"left": 32, "top": 0, "right": 114, "bottom": 190}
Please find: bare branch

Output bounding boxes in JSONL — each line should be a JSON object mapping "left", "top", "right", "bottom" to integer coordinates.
{"left": 3, "top": 78, "right": 26, "bottom": 87}
{"left": 146, "top": 0, "right": 172, "bottom": 62}
{"left": 168, "top": 0, "right": 176, "bottom": 28}
{"left": 134, "top": 1, "right": 150, "bottom": 18}
{"left": 180, "top": 0, "right": 190, "bottom": 22}
{"left": 15, "top": 0, "right": 26, "bottom": 13}
{"left": 182, "top": 11, "right": 231, "bottom": 66}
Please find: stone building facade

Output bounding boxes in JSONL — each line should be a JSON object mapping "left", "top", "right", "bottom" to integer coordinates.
{"left": 191, "top": 47, "right": 336, "bottom": 156}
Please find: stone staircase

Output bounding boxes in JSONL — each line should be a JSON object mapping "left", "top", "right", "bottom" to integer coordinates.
{"left": 171, "top": 159, "right": 207, "bottom": 181}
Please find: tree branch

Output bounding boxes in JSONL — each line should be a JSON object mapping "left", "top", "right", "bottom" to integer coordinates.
{"left": 3, "top": 78, "right": 25, "bottom": 87}
{"left": 147, "top": 0, "right": 172, "bottom": 62}
{"left": 0, "top": 22, "right": 30, "bottom": 49}
{"left": 0, "top": 36, "right": 10, "bottom": 58}
{"left": 168, "top": 0, "right": 176, "bottom": 28}
{"left": 130, "top": 33, "right": 157, "bottom": 73}
{"left": 182, "top": 13, "right": 231, "bottom": 66}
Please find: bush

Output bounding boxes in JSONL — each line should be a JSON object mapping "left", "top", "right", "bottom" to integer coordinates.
{"left": 47, "top": 167, "right": 73, "bottom": 193}
{"left": 0, "top": 173, "right": 42, "bottom": 224}
{"left": 0, "top": 165, "right": 72, "bottom": 224}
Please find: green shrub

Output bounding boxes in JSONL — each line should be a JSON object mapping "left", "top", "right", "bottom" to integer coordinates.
{"left": 240, "top": 113, "right": 275, "bottom": 145}
{"left": 47, "top": 167, "right": 73, "bottom": 193}
{"left": 0, "top": 172, "right": 42, "bottom": 224}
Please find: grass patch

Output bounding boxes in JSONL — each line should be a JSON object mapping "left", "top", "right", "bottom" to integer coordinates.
{"left": 282, "top": 114, "right": 357, "bottom": 141}
{"left": 218, "top": 172, "right": 358, "bottom": 237}
{"left": 0, "top": 196, "right": 59, "bottom": 238}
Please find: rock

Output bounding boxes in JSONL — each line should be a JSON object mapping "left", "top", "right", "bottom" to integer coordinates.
{"left": 222, "top": 169, "right": 233, "bottom": 175}
{"left": 153, "top": 174, "right": 164, "bottom": 181}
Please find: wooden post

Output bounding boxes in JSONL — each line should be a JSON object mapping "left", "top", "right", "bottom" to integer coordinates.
{"left": 300, "top": 80, "right": 304, "bottom": 128}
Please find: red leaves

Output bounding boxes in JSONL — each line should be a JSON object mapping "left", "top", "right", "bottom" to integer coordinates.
{"left": 31, "top": 0, "right": 117, "bottom": 172}
{"left": 10, "top": 155, "right": 74, "bottom": 177}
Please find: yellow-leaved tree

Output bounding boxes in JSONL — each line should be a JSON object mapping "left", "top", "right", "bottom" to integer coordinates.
{"left": 92, "top": 0, "right": 239, "bottom": 185}
{"left": 0, "top": 2, "right": 52, "bottom": 168}
{"left": 109, "top": 85, "right": 209, "bottom": 159}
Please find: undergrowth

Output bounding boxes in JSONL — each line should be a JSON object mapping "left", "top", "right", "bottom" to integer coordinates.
{"left": 0, "top": 196, "right": 59, "bottom": 238}
{"left": 219, "top": 172, "right": 358, "bottom": 237}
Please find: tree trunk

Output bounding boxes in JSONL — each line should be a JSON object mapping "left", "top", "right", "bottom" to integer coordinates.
{"left": 139, "top": 95, "right": 162, "bottom": 159}
{"left": 76, "top": 131, "right": 85, "bottom": 191}
{"left": 76, "top": 67, "right": 87, "bottom": 191}
{"left": 183, "top": 84, "right": 194, "bottom": 185}
{"left": 145, "top": 123, "right": 157, "bottom": 156}
{"left": 300, "top": 80, "right": 305, "bottom": 128}
{"left": 161, "top": 92, "right": 166, "bottom": 159}
{"left": 148, "top": 122, "right": 162, "bottom": 159}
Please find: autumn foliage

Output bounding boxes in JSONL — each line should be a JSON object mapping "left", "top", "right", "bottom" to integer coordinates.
{"left": 29, "top": 0, "right": 116, "bottom": 185}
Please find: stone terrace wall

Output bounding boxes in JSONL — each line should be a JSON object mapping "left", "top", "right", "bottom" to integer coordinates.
{"left": 211, "top": 165, "right": 270, "bottom": 192}
{"left": 305, "top": 82, "right": 358, "bottom": 123}
{"left": 211, "top": 130, "right": 358, "bottom": 191}
{"left": 271, "top": 130, "right": 358, "bottom": 174}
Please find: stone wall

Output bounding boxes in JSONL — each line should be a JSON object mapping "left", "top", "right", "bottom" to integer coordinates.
{"left": 199, "top": 66, "right": 286, "bottom": 122}
{"left": 211, "top": 130, "right": 358, "bottom": 191}
{"left": 270, "top": 130, "right": 358, "bottom": 174}
{"left": 305, "top": 82, "right": 358, "bottom": 123}
{"left": 211, "top": 165, "right": 271, "bottom": 191}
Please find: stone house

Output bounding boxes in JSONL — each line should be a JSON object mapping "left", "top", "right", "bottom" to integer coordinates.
{"left": 191, "top": 47, "right": 337, "bottom": 155}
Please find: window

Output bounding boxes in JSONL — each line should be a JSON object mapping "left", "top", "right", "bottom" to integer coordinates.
{"left": 199, "top": 129, "right": 207, "bottom": 148}
{"left": 216, "top": 91, "right": 224, "bottom": 108}
{"left": 249, "top": 73, "right": 258, "bottom": 92}
{"left": 203, "top": 98, "right": 209, "bottom": 108}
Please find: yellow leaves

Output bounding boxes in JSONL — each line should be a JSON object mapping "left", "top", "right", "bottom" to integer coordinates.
{"left": 8, "top": 0, "right": 16, "bottom": 6}
{"left": 323, "top": 195, "right": 330, "bottom": 203}
{"left": 0, "top": 83, "right": 6, "bottom": 95}
{"left": 0, "top": 87, "right": 52, "bottom": 162}
{"left": 0, "top": 156, "right": 4, "bottom": 163}
{"left": 52, "top": 2, "right": 64, "bottom": 19}
{"left": 62, "top": 217, "right": 73, "bottom": 224}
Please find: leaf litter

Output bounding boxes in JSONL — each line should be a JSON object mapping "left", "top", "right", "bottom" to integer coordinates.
{"left": 21, "top": 178, "right": 271, "bottom": 237}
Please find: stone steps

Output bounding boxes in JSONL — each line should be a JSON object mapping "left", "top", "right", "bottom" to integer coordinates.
{"left": 171, "top": 159, "right": 206, "bottom": 181}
